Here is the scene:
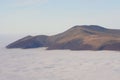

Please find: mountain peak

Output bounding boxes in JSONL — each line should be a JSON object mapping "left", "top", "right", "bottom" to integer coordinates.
{"left": 73, "top": 25, "right": 107, "bottom": 32}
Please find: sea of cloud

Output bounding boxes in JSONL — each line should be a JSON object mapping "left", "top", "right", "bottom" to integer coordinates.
{"left": 0, "top": 36, "right": 120, "bottom": 80}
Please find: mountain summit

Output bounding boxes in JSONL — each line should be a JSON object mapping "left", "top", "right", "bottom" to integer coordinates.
{"left": 73, "top": 25, "right": 107, "bottom": 31}
{"left": 6, "top": 25, "right": 120, "bottom": 51}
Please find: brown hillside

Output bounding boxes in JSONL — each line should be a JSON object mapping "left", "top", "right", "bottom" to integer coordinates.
{"left": 6, "top": 25, "right": 120, "bottom": 51}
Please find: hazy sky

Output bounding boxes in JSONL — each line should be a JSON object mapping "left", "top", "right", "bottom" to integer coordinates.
{"left": 0, "top": 0, "right": 120, "bottom": 35}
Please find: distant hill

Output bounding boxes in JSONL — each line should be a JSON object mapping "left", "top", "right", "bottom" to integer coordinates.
{"left": 6, "top": 25, "right": 120, "bottom": 51}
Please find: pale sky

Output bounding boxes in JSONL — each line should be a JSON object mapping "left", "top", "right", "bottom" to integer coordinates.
{"left": 0, "top": 0, "right": 120, "bottom": 35}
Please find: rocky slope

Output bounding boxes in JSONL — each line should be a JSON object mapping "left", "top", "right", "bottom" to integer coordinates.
{"left": 6, "top": 25, "right": 120, "bottom": 50}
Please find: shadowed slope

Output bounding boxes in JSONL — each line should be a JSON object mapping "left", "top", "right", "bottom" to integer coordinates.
{"left": 6, "top": 35, "right": 48, "bottom": 49}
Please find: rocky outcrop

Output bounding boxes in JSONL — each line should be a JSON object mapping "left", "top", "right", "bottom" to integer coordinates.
{"left": 6, "top": 25, "right": 120, "bottom": 51}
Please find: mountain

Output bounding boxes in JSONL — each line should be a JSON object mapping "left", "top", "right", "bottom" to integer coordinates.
{"left": 6, "top": 35, "right": 48, "bottom": 49}
{"left": 6, "top": 25, "right": 120, "bottom": 51}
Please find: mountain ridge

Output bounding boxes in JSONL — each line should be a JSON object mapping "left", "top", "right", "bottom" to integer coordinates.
{"left": 6, "top": 25, "right": 120, "bottom": 51}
